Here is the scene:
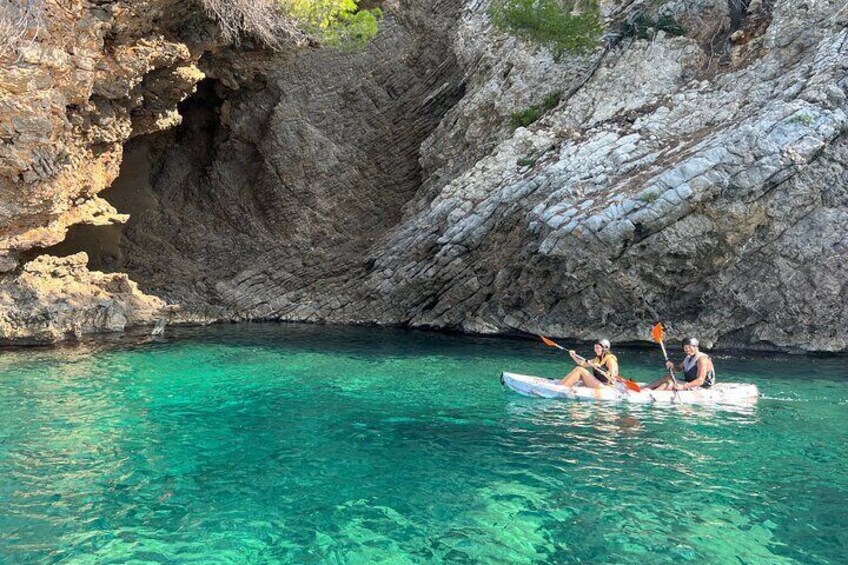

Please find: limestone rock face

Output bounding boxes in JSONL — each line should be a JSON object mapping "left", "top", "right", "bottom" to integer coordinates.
{"left": 199, "top": 0, "right": 846, "bottom": 352}
{"left": 350, "top": 0, "right": 848, "bottom": 351}
{"left": 111, "top": 0, "right": 469, "bottom": 321}
{"left": 2, "top": 0, "right": 847, "bottom": 351}
{"left": 0, "top": 0, "right": 209, "bottom": 341}
{"left": 0, "top": 253, "right": 166, "bottom": 344}
{"left": 0, "top": 1, "right": 206, "bottom": 261}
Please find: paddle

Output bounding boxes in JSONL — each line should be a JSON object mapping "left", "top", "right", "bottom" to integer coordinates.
{"left": 650, "top": 322, "right": 678, "bottom": 385}
{"left": 538, "top": 335, "right": 641, "bottom": 392}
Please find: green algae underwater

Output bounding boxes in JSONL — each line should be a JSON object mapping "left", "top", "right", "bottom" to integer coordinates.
{"left": 1, "top": 324, "right": 846, "bottom": 564}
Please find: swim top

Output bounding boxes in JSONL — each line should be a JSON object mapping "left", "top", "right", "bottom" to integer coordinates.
{"left": 591, "top": 352, "right": 618, "bottom": 384}
{"left": 683, "top": 353, "right": 715, "bottom": 388}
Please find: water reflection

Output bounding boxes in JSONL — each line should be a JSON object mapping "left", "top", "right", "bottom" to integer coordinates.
{"left": 505, "top": 397, "right": 759, "bottom": 430}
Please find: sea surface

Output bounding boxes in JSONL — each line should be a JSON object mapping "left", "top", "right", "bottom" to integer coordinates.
{"left": 1, "top": 324, "right": 846, "bottom": 564}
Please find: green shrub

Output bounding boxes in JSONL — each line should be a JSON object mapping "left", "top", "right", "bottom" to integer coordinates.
{"left": 638, "top": 191, "right": 659, "bottom": 203}
{"left": 788, "top": 113, "right": 815, "bottom": 126}
{"left": 510, "top": 91, "right": 562, "bottom": 130}
{"left": 510, "top": 106, "right": 542, "bottom": 129}
{"left": 198, "top": 0, "right": 381, "bottom": 49}
{"left": 289, "top": 0, "right": 383, "bottom": 49}
{"left": 490, "top": 0, "right": 603, "bottom": 57}
{"left": 319, "top": 7, "right": 383, "bottom": 49}
{"left": 543, "top": 91, "right": 562, "bottom": 111}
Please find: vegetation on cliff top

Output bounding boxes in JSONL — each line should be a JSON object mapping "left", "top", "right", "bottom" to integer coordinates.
{"left": 489, "top": 0, "right": 604, "bottom": 56}
{"left": 199, "top": 0, "right": 382, "bottom": 50}
{"left": 1, "top": 0, "right": 380, "bottom": 59}
{"left": 288, "top": 0, "right": 382, "bottom": 48}
{"left": 510, "top": 91, "right": 562, "bottom": 130}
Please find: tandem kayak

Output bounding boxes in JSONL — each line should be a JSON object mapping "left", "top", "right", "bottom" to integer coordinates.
{"left": 500, "top": 372, "right": 759, "bottom": 405}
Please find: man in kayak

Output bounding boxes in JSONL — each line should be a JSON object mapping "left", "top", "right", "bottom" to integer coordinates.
{"left": 559, "top": 339, "right": 619, "bottom": 389}
{"left": 644, "top": 337, "right": 716, "bottom": 390}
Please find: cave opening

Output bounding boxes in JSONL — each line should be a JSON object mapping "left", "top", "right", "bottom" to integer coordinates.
{"left": 29, "top": 7, "right": 469, "bottom": 318}
{"left": 28, "top": 78, "right": 228, "bottom": 275}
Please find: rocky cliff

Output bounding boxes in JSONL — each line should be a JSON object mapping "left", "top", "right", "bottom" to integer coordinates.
{"left": 1, "top": 0, "right": 846, "bottom": 351}
{"left": 0, "top": 0, "right": 213, "bottom": 342}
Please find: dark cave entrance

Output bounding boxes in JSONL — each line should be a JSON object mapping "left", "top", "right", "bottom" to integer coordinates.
{"left": 30, "top": 78, "right": 228, "bottom": 273}
{"left": 30, "top": 139, "right": 161, "bottom": 272}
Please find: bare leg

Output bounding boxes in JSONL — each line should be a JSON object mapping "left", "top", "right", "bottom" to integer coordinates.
{"left": 644, "top": 374, "right": 673, "bottom": 390}
{"left": 578, "top": 373, "right": 608, "bottom": 389}
{"left": 560, "top": 367, "right": 608, "bottom": 389}
{"left": 560, "top": 367, "right": 592, "bottom": 387}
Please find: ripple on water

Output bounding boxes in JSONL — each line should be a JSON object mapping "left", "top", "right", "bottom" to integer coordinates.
{"left": 0, "top": 325, "right": 846, "bottom": 564}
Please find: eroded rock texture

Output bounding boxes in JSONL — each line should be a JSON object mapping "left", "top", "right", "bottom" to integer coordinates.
{"left": 2, "top": 0, "right": 847, "bottom": 350}
{"left": 110, "top": 0, "right": 469, "bottom": 319}
{"left": 0, "top": 0, "right": 213, "bottom": 342}
{"left": 0, "top": 252, "right": 165, "bottom": 343}
{"left": 357, "top": 0, "right": 847, "bottom": 351}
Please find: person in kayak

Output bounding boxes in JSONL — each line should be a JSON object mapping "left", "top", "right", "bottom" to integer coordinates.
{"left": 644, "top": 337, "right": 716, "bottom": 390}
{"left": 559, "top": 339, "right": 619, "bottom": 389}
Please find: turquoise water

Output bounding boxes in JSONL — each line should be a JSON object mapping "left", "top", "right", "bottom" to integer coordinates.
{"left": 1, "top": 325, "right": 846, "bottom": 564}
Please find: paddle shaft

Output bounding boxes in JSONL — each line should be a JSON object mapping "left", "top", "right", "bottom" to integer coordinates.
{"left": 573, "top": 353, "right": 604, "bottom": 373}
{"left": 658, "top": 339, "right": 679, "bottom": 384}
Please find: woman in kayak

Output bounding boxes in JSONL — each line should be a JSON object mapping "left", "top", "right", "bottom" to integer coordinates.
{"left": 559, "top": 339, "right": 619, "bottom": 389}
{"left": 644, "top": 337, "right": 716, "bottom": 390}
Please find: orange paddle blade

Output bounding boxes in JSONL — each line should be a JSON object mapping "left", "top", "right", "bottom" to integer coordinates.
{"left": 621, "top": 378, "right": 641, "bottom": 393}
{"left": 651, "top": 322, "right": 664, "bottom": 343}
{"left": 539, "top": 335, "right": 559, "bottom": 348}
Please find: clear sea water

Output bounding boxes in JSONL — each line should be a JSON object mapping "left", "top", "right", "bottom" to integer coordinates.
{"left": 0, "top": 324, "right": 846, "bottom": 564}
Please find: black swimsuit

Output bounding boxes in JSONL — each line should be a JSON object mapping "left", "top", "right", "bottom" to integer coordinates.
{"left": 683, "top": 354, "right": 715, "bottom": 388}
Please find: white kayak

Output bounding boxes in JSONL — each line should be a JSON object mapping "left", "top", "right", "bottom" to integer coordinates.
{"left": 501, "top": 372, "right": 759, "bottom": 405}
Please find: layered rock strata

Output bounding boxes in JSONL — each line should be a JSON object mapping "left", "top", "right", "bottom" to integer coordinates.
{"left": 2, "top": 0, "right": 847, "bottom": 351}
{"left": 347, "top": 0, "right": 848, "bottom": 351}
{"left": 108, "top": 0, "right": 469, "bottom": 320}
{"left": 168, "top": 0, "right": 844, "bottom": 351}
{"left": 208, "top": 0, "right": 848, "bottom": 351}
{"left": 0, "top": 0, "right": 212, "bottom": 342}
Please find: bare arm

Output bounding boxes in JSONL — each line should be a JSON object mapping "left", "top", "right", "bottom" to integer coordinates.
{"left": 569, "top": 350, "right": 591, "bottom": 368}
{"left": 606, "top": 357, "right": 619, "bottom": 379}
